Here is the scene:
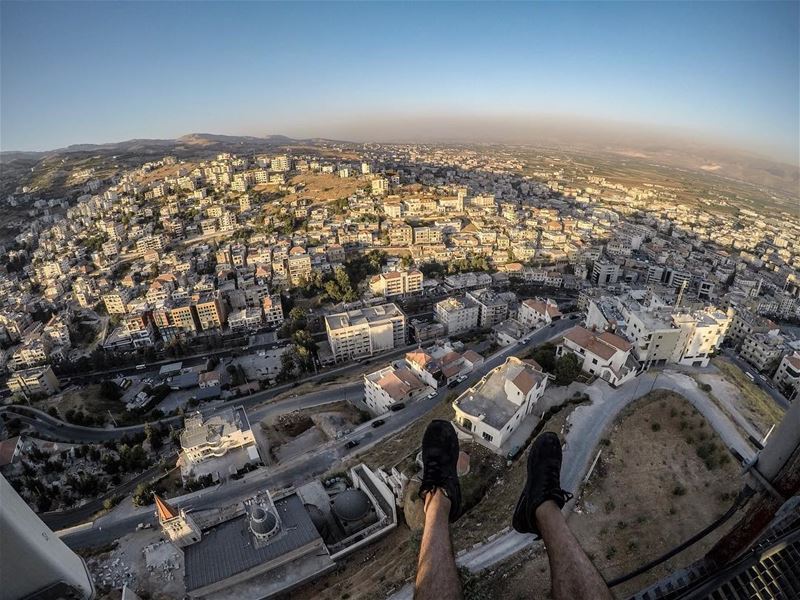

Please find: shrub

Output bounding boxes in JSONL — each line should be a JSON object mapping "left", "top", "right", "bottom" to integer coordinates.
{"left": 672, "top": 485, "right": 687, "bottom": 496}
{"left": 651, "top": 422, "right": 661, "bottom": 432}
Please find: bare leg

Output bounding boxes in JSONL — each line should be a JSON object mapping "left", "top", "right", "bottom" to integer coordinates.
{"left": 537, "top": 500, "right": 612, "bottom": 600}
{"left": 414, "top": 490, "right": 462, "bottom": 600}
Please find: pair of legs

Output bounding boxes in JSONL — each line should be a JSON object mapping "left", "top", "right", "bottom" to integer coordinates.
{"left": 414, "top": 423, "right": 611, "bottom": 600}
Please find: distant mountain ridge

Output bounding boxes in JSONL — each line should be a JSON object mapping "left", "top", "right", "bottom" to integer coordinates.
{"left": 0, "top": 133, "right": 335, "bottom": 160}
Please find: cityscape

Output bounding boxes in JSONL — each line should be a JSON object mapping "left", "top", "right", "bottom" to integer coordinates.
{"left": 0, "top": 2, "right": 798, "bottom": 600}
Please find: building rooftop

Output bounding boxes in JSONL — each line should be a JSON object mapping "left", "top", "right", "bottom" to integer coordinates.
{"left": 455, "top": 356, "right": 544, "bottom": 430}
{"left": 325, "top": 303, "right": 404, "bottom": 331}
{"left": 180, "top": 407, "right": 250, "bottom": 450}
{"left": 562, "top": 326, "right": 632, "bottom": 360}
{"left": 183, "top": 492, "right": 322, "bottom": 592}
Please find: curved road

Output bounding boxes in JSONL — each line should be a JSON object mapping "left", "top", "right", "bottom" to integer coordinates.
{"left": 389, "top": 367, "right": 760, "bottom": 599}
{"left": 60, "top": 319, "right": 578, "bottom": 550}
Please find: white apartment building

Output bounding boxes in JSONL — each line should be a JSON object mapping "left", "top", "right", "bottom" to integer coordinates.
{"left": 517, "top": 298, "right": 562, "bottom": 329}
{"left": 369, "top": 269, "right": 423, "bottom": 298}
{"left": 670, "top": 308, "right": 732, "bottom": 367}
{"left": 325, "top": 303, "right": 407, "bottom": 362}
{"left": 434, "top": 297, "right": 480, "bottom": 335}
{"left": 227, "top": 308, "right": 263, "bottom": 331}
{"left": 452, "top": 356, "right": 548, "bottom": 452}
{"left": 557, "top": 326, "right": 637, "bottom": 386}
{"left": 103, "top": 289, "right": 133, "bottom": 315}
{"left": 270, "top": 155, "right": 291, "bottom": 172}
{"left": 592, "top": 259, "right": 620, "bottom": 286}
{"left": 363, "top": 363, "right": 428, "bottom": 415}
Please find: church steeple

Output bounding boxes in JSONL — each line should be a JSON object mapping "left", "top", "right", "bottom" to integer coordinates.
{"left": 153, "top": 493, "right": 201, "bottom": 548}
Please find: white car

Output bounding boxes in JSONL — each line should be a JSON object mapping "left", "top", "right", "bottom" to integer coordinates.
{"left": 427, "top": 391, "right": 437, "bottom": 399}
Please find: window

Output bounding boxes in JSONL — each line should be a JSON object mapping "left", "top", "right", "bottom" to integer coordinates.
{"left": 482, "top": 432, "right": 493, "bottom": 442}
{"left": 592, "top": 358, "right": 598, "bottom": 365}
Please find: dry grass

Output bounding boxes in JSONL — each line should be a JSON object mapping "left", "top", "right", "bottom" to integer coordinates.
{"left": 711, "top": 357, "right": 785, "bottom": 426}
{"left": 489, "top": 390, "right": 742, "bottom": 599}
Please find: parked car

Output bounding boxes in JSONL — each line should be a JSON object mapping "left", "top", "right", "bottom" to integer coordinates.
{"left": 390, "top": 402, "right": 406, "bottom": 412}
{"left": 371, "top": 419, "right": 386, "bottom": 428}
{"left": 345, "top": 439, "right": 360, "bottom": 449}
{"left": 427, "top": 391, "right": 437, "bottom": 399}
{"left": 456, "top": 375, "right": 468, "bottom": 383}
{"left": 448, "top": 380, "right": 459, "bottom": 388}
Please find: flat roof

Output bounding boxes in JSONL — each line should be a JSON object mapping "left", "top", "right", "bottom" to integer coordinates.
{"left": 184, "top": 493, "right": 323, "bottom": 591}
{"left": 325, "top": 303, "right": 404, "bottom": 331}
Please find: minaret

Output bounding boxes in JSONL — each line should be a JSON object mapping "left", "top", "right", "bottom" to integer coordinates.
{"left": 154, "top": 493, "right": 201, "bottom": 548}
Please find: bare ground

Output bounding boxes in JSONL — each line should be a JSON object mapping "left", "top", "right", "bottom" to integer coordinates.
{"left": 487, "top": 390, "right": 742, "bottom": 599}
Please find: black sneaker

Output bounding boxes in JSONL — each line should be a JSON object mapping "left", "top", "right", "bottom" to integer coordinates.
{"left": 419, "top": 420, "right": 462, "bottom": 522}
{"left": 512, "top": 432, "right": 573, "bottom": 537}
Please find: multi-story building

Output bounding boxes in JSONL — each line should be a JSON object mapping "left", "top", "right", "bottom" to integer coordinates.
{"left": 179, "top": 407, "right": 259, "bottom": 473}
{"left": 413, "top": 227, "right": 442, "bottom": 245}
{"left": 324, "top": 303, "right": 407, "bottom": 362}
{"left": 194, "top": 294, "right": 226, "bottom": 331}
{"left": 369, "top": 269, "right": 423, "bottom": 298}
{"left": 452, "top": 356, "right": 548, "bottom": 452}
{"left": 773, "top": 352, "right": 800, "bottom": 400}
{"left": 517, "top": 298, "right": 562, "bottom": 329}
{"left": 363, "top": 364, "right": 427, "bottom": 415}
{"left": 466, "top": 288, "right": 512, "bottom": 328}
{"left": 371, "top": 177, "right": 389, "bottom": 195}
{"left": 7, "top": 366, "right": 60, "bottom": 398}
{"left": 102, "top": 289, "right": 133, "bottom": 315}
{"left": 434, "top": 297, "right": 480, "bottom": 335}
{"left": 739, "top": 331, "right": 786, "bottom": 373}
{"left": 286, "top": 249, "right": 313, "bottom": 287}
{"left": 261, "top": 294, "right": 284, "bottom": 327}
{"left": 270, "top": 155, "right": 291, "bottom": 172}
{"left": 727, "top": 308, "right": 778, "bottom": 348}
{"left": 670, "top": 308, "right": 732, "bottom": 367}
{"left": 592, "top": 259, "right": 620, "bottom": 286}
{"left": 557, "top": 326, "right": 637, "bottom": 386}
{"left": 388, "top": 223, "right": 413, "bottom": 246}
{"left": 136, "top": 234, "right": 165, "bottom": 255}
{"left": 228, "top": 307, "right": 263, "bottom": 331}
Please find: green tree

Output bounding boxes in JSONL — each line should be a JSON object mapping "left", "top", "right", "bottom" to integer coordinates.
{"left": 553, "top": 352, "right": 581, "bottom": 386}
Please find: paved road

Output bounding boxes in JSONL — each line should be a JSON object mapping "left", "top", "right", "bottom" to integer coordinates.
{"left": 0, "top": 341, "right": 427, "bottom": 444}
{"left": 455, "top": 368, "right": 757, "bottom": 573}
{"left": 61, "top": 318, "right": 578, "bottom": 550}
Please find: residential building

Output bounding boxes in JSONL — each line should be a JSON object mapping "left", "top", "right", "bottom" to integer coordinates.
{"left": 7, "top": 366, "right": 60, "bottom": 398}
{"left": 371, "top": 177, "right": 389, "bottom": 195}
{"left": 194, "top": 294, "right": 226, "bottom": 331}
{"left": 286, "top": 249, "right": 313, "bottom": 287}
{"left": 103, "top": 289, "right": 133, "bottom": 315}
{"left": 592, "top": 259, "right": 620, "bottom": 286}
{"left": 466, "top": 288, "right": 511, "bottom": 328}
{"left": 369, "top": 269, "right": 423, "bottom": 298}
{"left": 740, "top": 331, "right": 786, "bottom": 373}
{"left": 261, "top": 294, "right": 285, "bottom": 327}
{"left": 434, "top": 296, "right": 480, "bottom": 335}
{"left": 452, "top": 356, "right": 548, "bottom": 452}
{"left": 517, "top": 298, "right": 562, "bottom": 329}
{"left": 179, "top": 407, "right": 259, "bottom": 480}
{"left": 557, "top": 326, "right": 637, "bottom": 386}
{"left": 228, "top": 307, "right": 263, "bottom": 331}
{"left": 325, "top": 303, "right": 407, "bottom": 362}
{"left": 773, "top": 352, "right": 800, "bottom": 400}
{"left": 363, "top": 363, "right": 428, "bottom": 414}
{"left": 670, "top": 308, "right": 732, "bottom": 367}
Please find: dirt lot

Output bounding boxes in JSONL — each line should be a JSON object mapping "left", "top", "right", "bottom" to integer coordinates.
{"left": 708, "top": 357, "right": 785, "bottom": 430}
{"left": 260, "top": 401, "right": 368, "bottom": 463}
{"left": 38, "top": 384, "right": 126, "bottom": 422}
{"left": 487, "top": 390, "right": 742, "bottom": 599}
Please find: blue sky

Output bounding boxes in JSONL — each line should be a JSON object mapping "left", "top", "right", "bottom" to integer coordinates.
{"left": 1, "top": 1, "right": 798, "bottom": 162}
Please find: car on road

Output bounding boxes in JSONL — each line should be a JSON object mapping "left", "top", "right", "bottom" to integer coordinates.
{"left": 135, "top": 364, "right": 146, "bottom": 370}
{"left": 448, "top": 380, "right": 459, "bottom": 388}
{"left": 345, "top": 440, "right": 360, "bottom": 449}
{"left": 371, "top": 419, "right": 386, "bottom": 428}
{"left": 427, "top": 391, "right": 437, "bottom": 399}
{"left": 390, "top": 402, "right": 406, "bottom": 411}
{"left": 746, "top": 372, "right": 755, "bottom": 382}
{"left": 456, "top": 375, "right": 467, "bottom": 383}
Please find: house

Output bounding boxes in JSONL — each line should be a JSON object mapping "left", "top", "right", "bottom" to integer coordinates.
{"left": 452, "top": 356, "right": 548, "bottom": 452}
{"left": 557, "top": 326, "right": 637, "bottom": 386}
{"left": 517, "top": 298, "right": 562, "bottom": 329}
{"left": 363, "top": 364, "right": 428, "bottom": 415}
